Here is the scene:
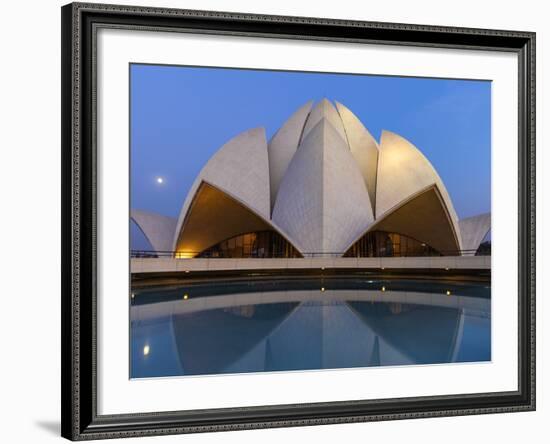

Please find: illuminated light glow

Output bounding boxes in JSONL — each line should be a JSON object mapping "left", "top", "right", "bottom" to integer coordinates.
{"left": 131, "top": 293, "right": 135, "bottom": 299}
{"left": 381, "top": 286, "right": 386, "bottom": 292}
{"left": 183, "top": 294, "right": 189, "bottom": 300}
{"left": 143, "top": 345, "right": 150, "bottom": 356}
{"left": 320, "top": 287, "right": 325, "bottom": 292}
{"left": 446, "top": 290, "right": 452, "bottom": 296}
{"left": 445, "top": 267, "right": 450, "bottom": 271}
{"left": 176, "top": 251, "right": 195, "bottom": 259}
{"left": 185, "top": 270, "right": 190, "bottom": 273}
{"left": 156, "top": 177, "right": 164, "bottom": 184}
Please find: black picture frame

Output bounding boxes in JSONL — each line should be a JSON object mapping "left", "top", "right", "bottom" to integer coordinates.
{"left": 61, "top": 2, "right": 536, "bottom": 440}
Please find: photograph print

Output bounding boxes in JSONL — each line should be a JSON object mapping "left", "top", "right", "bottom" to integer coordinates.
{"left": 129, "top": 64, "right": 491, "bottom": 379}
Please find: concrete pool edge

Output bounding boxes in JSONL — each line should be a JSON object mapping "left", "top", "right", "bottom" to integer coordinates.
{"left": 131, "top": 268, "right": 490, "bottom": 289}
{"left": 132, "top": 256, "right": 490, "bottom": 274}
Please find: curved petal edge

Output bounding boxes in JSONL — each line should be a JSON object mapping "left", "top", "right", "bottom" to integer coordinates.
{"left": 459, "top": 213, "right": 491, "bottom": 254}
{"left": 335, "top": 101, "right": 379, "bottom": 214}
{"left": 131, "top": 210, "right": 177, "bottom": 253}
{"left": 172, "top": 127, "right": 270, "bottom": 250}
{"left": 273, "top": 118, "right": 374, "bottom": 254}
{"left": 268, "top": 101, "right": 313, "bottom": 211}
{"left": 376, "top": 130, "right": 462, "bottom": 249}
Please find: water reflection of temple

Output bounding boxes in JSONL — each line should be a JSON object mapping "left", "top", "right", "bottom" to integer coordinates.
{"left": 130, "top": 287, "right": 490, "bottom": 378}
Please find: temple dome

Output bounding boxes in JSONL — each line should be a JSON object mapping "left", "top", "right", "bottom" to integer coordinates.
{"left": 132, "top": 99, "right": 489, "bottom": 258}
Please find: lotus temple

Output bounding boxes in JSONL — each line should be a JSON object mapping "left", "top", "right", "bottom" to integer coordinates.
{"left": 131, "top": 99, "right": 490, "bottom": 272}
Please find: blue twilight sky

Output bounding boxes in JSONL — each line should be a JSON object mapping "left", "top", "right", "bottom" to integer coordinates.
{"left": 130, "top": 64, "right": 491, "bottom": 248}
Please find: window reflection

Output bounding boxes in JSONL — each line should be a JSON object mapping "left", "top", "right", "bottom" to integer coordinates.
{"left": 344, "top": 231, "right": 440, "bottom": 257}
{"left": 198, "top": 230, "right": 301, "bottom": 258}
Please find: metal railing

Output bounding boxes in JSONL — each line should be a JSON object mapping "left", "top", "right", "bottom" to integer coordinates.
{"left": 131, "top": 249, "right": 489, "bottom": 259}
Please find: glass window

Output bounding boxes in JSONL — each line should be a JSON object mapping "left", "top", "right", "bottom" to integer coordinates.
{"left": 344, "top": 231, "right": 440, "bottom": 258}
{"left": 197, "top": 231, "right": 300, "bottom": 258}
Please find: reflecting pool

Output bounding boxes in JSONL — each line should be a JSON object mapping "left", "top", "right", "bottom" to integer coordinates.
{"left": 130, "top": 278, "right": 491, "bottom": 378}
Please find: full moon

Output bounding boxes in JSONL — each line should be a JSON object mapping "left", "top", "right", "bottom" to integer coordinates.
{"left": 156, "top": 177, "right": 164, "bottom": 184}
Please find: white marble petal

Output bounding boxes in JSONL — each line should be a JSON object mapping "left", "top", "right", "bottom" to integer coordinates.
{"left": 131, "top": 210, "right": 177, "bottom": 253}
{"left": 268, "top": 101, "right": 313, "bottom": 211}
{"left": 273, "top": 118, "right": 374, "bottom": 255}
{"left": 335, "top": 101, "right": 379, "bottom": 214}
{"left": 172, "top": 127, "right": 271, "bottom": 250}
{"left": 301, "top": 99, "right": 347, "bottom": 145}
{"left": 376, "top": 130, "right": 462, "bottom": 249}
{"left": 459, "top": 213, "right": 491, "bottom": 254}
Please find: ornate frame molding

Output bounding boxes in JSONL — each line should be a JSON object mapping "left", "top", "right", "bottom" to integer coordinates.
{"left": 61, "top": 2, "right": 535, "bottom": 440}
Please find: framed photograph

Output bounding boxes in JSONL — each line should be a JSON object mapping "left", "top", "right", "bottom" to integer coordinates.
{"left": 61, "top": 2, "right": 535, "bottom": 440}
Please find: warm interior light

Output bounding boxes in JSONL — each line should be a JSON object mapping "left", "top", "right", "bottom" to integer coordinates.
{"left": 183, "top": 294, "right": 189, "bottom": 300}
{"left": 143, "top": 345, "right": 150, "bottom": 356}
{"left": 381, "top": 286, "right": 386, "bottom": 292}
{"left": 176, "top": 251, "right": 195, "bottom": 259}
{"left": 321, "top": 287, "right": 325, "bottom": 292}
{"left": 446, "top": 290, "right": 451, "bottom": 296}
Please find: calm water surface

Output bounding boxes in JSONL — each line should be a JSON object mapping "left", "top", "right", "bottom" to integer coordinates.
{"left": 130, "top": 278, "right": 491, "bottom": 378}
